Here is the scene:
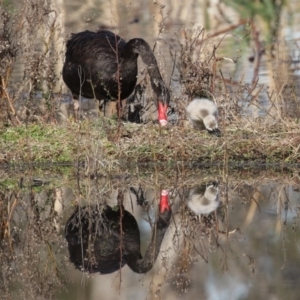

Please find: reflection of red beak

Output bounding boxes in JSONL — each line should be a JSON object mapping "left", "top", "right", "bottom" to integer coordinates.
{"left": 159, "top": 190, "right": 170, "bottom": 213}
{"left": 158, "top": 102, "right": 168, "bottom": 126}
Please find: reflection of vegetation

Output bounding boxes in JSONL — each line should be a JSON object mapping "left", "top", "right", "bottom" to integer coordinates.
{"left": 0, "top": 186, "right": 67, "bottom": 300}
{"left": 2, "top": 165, "right": 300, "bottom": 299}
{"left": 2, "top": 0, "right": 14, "bottom": 11}
{"left": 224, "top": 0, "right": 287, "bottom": 43}
{"left": 0, "top": 178, "right": 16, "bottom": 189}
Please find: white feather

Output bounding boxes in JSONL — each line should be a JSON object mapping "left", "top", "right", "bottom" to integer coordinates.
{"left": 186, "top": 98, "right": 218, "bottom": 131}
{"left": 187, "top": 183, "right": 220, "bottom": 215}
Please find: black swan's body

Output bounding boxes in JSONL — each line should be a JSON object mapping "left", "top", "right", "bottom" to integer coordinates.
{"left": 65, "top": 190, "right": 171, "bottom": 274}
{"left": 62, "top": 30, "right": 170, "bottom": 125}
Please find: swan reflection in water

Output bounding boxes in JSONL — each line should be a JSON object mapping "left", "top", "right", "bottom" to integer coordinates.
{"left": 65, "top": 189, "right": 171, "bottom": 274}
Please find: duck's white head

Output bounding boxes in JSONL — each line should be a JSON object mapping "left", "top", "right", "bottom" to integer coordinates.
{"left": 203, "top": 115, "right": 218, "bottom": 131}
{"left": 203, "top": 115, "right": 221, "bottom": 137}
{"left": 204, "top": 182, "right": 219, "bottom": 202}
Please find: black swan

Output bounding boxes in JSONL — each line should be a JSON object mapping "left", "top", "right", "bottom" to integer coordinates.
{"left": 187, "top": 181, "right": 220, "bottom": 215}
{"left": 186, "top": 98, "right": 221, "bottom": 136}
{"left": 65, "top": 190, "right": 171, "bottom": 274}
{"left": 62, "top": 30, "right": 170, "bottom": 125}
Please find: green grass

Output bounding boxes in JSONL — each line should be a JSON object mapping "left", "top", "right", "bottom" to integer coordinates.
{"left": 0, "top": 123, "right": 77, "bottom": 163}
{"left": 1, "top": 118, "right": 299, "bottom": 169}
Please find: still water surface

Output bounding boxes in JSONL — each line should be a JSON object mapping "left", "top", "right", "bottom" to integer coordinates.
{"left": 1, "top": 165, "right": 300, "bottom": 300}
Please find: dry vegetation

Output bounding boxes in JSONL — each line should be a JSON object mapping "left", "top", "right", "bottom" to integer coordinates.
{"left": 0, "top": 1, "right": 299, "bottom": 171}
{"left": 1, "top": 111, "right": 300, "bottom": 170}
{"left": 0, "top": 0, "right": 64, "bottom": 124}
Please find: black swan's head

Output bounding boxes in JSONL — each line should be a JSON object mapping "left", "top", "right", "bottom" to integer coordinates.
{"left": 159, "top": 189, "right": 170, "bottom": 214}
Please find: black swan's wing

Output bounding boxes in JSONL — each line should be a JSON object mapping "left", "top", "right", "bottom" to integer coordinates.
{"left": 62, "top": 31, "right": 127, "bottom": 100}
{"left": 65, "top": 205, "right": 142, "bottom": 274}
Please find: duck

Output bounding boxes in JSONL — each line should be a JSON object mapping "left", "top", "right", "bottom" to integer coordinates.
{"left": 186, "top": 98, "right": 221, "bottom": 136}
{"left": 64, "top": 190, "right": 171, "bottom": 274}
{"left": 187, "top": 181, "right": 220, "bottom": 215}
{"left": 62, "top": 30, "right": 170, "bottom": 125}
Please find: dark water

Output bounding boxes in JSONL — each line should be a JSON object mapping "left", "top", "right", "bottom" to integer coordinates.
{"left": 1, "top": 164, "right": 300, "bottom": 300}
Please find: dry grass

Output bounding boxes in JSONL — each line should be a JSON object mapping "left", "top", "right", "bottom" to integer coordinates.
{"left": 1, "top": 116, "right": 299, "bottom": 173}
{"left": 0, "top": 0, "right": 299, "bottom": 173}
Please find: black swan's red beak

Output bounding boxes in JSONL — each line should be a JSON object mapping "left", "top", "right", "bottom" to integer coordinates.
{"left": 158, "top": 102, "right": 168, "bottom": 126}
{"left": 159, "top": 190, "right": 170, "bottom": 213}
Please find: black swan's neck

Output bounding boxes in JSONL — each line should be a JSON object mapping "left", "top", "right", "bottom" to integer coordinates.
{"left": 122, "top": 38, "right": 170, "bottom": 126}
{"left": 126, "top": 190, "right": 171, "bottom": 273}
{"left": 122, "top": 39, "right": 163, "bottom": 82}
{"left": 126, "top": 212, "right": 170, "bottom": 273}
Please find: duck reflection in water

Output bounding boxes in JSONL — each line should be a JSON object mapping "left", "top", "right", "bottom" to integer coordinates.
{"left": 187, "top": 181, "right": 220, "bottom": 215}
{"left": 65, "top": 189, "right": 171, "bottom": 274}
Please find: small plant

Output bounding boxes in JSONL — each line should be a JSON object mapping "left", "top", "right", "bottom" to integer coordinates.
{"left": 0, "top": 2, "right": 21, "bottom": 124}
{"left": 0, "top": 0, "right": 64, "bottom": 125}
{"left": 174, "top": 27, "right": 214, "bottom": 99}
